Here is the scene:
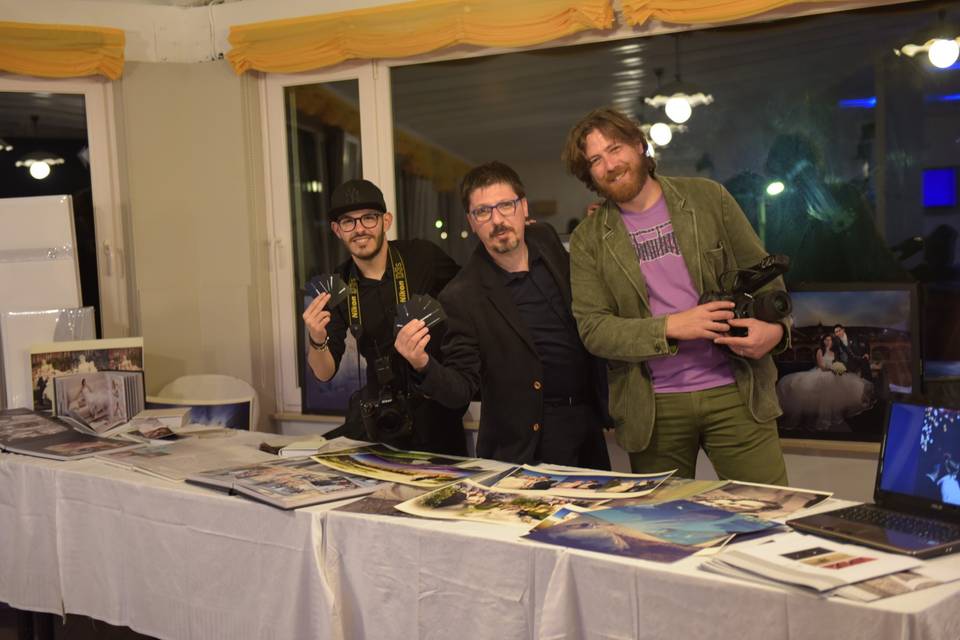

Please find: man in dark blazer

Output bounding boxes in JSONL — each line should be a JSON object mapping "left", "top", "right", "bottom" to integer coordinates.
{"left": 394, "top": 161, "right": 610, "bottom": 468}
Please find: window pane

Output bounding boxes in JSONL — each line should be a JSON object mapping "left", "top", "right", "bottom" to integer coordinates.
{"left": 389, "top": 5, "right": 960, "bottom": 424}
{"left": 285, "top": 80, "right": 362, "bottom": 284}
{"left": 284, "top": 80, "right": 365, "bottom": 413}
{"left": 0, "top": 91, "right": 101, "bottom": 336}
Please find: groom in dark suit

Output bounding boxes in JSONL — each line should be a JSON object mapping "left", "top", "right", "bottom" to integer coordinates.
{"left": 394, "top": 161, "right": 610, "bottom": 468}
{"left": 833, "top": 324, "right": 873, "bottom": 383}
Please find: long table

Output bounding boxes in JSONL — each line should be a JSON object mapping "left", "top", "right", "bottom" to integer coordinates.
{"left": 2, "top": 447, "right": 959, "bottom": 640}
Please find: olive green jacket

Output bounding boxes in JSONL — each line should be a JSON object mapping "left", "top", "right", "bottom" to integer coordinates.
{"left": 569, "top": 175, "right": 789, "bottom": 452}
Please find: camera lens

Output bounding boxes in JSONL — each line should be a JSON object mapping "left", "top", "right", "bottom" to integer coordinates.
{"left": 754, "top": 291, "right": 792, "bottom": 322}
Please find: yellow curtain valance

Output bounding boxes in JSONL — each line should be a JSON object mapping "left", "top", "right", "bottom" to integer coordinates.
{"left": 227, "top": 0, "right": 614, "bottom": 75}
{"left": 0, "top": 21, "right": 124, "bottom": 80}
{"left": 620, "top": 0, "right": 839, "bottom": 26}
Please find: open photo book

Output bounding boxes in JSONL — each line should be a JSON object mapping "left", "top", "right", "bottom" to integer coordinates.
{"left": 52, "top": 370, "right": 145, "bottom": 435}
{"left": 0, "top": 408, "right": 141, "bottom": 461}
{"left": 185, "top": 457, "right": 384, "bottom": 510}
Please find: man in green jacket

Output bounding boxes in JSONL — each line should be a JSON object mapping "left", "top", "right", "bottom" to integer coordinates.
{"left": 562, "top": 107, "right": 788, "bottom": 485}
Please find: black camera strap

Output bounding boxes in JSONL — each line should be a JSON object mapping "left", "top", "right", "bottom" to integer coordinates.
{"left": 346, "top": 244, "right": 409, "bottom": 342}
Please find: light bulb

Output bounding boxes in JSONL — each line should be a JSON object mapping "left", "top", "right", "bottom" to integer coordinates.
{"left": 929, "top": 38, "right": 960, "bottom": 69}
{"left": 460, "top": 231, "right": 468, "bottom": 239}
{"left": 766, "top": 181, "right": 785, "bottom": 196}
{"left": 649, "top": 122, "right": 673, "bottom": 146}
{"left": 440, "top": 231, "right": 448, "bottom": 240}
{"left": 664, "top": 97, "right": 692, "bottom": 124}
{"left": 29, "top": 161, "right": 51, "bottom": 180}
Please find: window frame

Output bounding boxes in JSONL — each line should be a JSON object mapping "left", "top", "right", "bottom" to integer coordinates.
{"left": 258, "top": 1, "right": 897, "bottom": 414}
{"left": 0, "top": 74, "right": 130, "bottom": 338}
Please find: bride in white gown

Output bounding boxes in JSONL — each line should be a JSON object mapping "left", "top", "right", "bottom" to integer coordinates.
{"left": 777, "top": 334, "right": 875, "bottom": 430}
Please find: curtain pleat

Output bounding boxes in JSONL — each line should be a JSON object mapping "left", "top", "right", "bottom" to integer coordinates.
{"left": 620, "top": 0, "right": 839, "bottom": 26}
{"left": 227, "top": 0, "right": 614, "bottom": 74}
{"left": 0, "top": 21, "right": 124, "bottom": 80}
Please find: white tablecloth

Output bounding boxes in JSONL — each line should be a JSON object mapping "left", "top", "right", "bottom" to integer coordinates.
{"left": 2, "top": 449, "right": 960, "bottom": 640}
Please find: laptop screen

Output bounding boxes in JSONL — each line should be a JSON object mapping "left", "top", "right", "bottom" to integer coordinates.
{"left": 878, "top": 402, "right": 960, "bottom": 507}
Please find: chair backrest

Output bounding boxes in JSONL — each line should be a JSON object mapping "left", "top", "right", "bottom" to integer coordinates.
{"left": 157, "top": 374, "right": 259, "bottom": 429}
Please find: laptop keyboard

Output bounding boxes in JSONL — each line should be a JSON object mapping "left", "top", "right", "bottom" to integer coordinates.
{"left": 834, "top": 505, "right": 960, "bottom": 542}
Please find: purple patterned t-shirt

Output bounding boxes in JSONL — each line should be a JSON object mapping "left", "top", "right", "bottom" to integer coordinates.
{"left": 621, "top": 196, "right": 734, "bottom": 393}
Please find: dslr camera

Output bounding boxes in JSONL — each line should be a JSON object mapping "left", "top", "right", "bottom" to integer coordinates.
{"left": 699, "top": 254, "right": 792, "bottom": 337}
{"left": 359, "top": 354, "right": 416, "bottom": 444}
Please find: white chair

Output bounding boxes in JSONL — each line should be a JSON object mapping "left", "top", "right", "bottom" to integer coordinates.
{"left": 156, "top": 374, "right": 259, "bottom": 429}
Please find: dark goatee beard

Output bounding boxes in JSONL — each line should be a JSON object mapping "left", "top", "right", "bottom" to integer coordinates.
{"left": 598, "top": 161, "right": 647, "bottom": 204}
{"left": 489, "top": 224, "right": 520, "bottom": 254}
{"left": 350, "top": 228, "right": 386, "bottom": 260}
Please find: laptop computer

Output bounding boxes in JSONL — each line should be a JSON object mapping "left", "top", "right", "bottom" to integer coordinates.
{"left": 786, "top": 400, "right": 960, "bottom": 558}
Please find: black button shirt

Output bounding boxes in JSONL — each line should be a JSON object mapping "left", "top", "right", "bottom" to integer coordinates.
{"left": 498, "top": 244, "right": 591, "bottom": 400}
{"left": 325, "top": 239, "right": 459, "bottom": 391}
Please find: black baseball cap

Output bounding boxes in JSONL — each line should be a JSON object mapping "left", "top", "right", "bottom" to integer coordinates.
{"left": 328, "top": 179, "right": 387, "bottom": 219}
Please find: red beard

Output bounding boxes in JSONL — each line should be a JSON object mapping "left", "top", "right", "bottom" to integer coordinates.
{"left": 598, "top": 160, "right": 647, "bottom": 204}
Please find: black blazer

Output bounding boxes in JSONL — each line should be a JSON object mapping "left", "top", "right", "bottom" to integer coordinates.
{"left": 417, "top": 223, "right": 607, "bottom": 463}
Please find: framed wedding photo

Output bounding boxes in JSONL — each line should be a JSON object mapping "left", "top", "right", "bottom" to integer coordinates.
{"left": 773, "top": 282, "right": 920, "bottom": 442}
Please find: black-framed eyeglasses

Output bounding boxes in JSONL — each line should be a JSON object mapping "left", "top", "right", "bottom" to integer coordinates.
{"left": 469, "top": 197, "right": 522, "bottom": 222}
{"left": 336, "top": 212, "right": 382, "bottom": 232}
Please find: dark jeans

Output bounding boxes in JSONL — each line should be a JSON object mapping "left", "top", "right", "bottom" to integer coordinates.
{"left": 536, "top": 402, "right": 611, "bottom": 470}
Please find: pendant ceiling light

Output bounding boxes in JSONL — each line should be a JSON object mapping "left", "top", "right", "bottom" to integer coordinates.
{"left": 639, "top": 68, "right": 687, "bottom": 148}
{"left": 895, "top": 10, "right": 960, "bottom": 69}
{"left": 14, "top": 115, "right": 64, "bottom": 181}
{"left": 645, "top": 35, "right": 713, "bottom": 124}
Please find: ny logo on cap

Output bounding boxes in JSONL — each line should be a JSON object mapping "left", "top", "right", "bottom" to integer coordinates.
{"left": 345, "top": 186, "right": 361, "bottom": 203}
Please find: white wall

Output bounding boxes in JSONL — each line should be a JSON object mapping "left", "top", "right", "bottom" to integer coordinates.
{"left": 118, "top": 59, "right": 276, "bottom": 425}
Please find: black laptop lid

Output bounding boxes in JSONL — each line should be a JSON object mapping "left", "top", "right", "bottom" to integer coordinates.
{"left": 874, "top": 401, "right": 960, "bottom": 521}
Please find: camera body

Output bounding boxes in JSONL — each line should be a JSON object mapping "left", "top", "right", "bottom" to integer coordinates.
{"left": 359, "top": 355, "right": 416, "bottom": 444}
{"left": 699, "top": 254, "right": 792, "bottom": 337}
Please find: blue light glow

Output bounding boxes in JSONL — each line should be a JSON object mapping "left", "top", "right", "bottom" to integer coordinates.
{"left": 838, "top": 97, "right": 877, "bottom": 108}
{"left": 923, "top": 168, "right": 958, "bottom": 208}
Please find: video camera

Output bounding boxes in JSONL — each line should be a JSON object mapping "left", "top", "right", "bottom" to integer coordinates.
{"left": 699, "top": 254, "right": 792, "bottom": 337}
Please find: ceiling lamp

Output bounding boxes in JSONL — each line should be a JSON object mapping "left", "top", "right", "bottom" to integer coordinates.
{"left": 645, "top": 35, "right": 713, "bottom": 124}
{"left": 648, "top": 122, "right": 673, "bottom": 146}
{"left": 638, "top": 69, "right": 687, "bottom": 147}
{"left": 0, "top": 138, "right": 12, "bottom": 152}
{"left": 15, "top": 115, "right": 65, "bottom": 180}
{"left": 895, "top": 10, "right": 960, "bottom": 69}
{"left": 15, "top": 152, "right": 65, "bottom": 180}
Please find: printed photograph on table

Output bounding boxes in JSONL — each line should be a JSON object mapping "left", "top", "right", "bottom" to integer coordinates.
{"left": 773, "top": 283, "right": 920, "bottom": 441}
{"left": 0, "top": 408, "right": 68, "bottom": 443}
{"left": 0, "top": 409, "right": 140, "bottom": 461}
{"left": 29, "top": 337, "right": 144, "bottom": 413}
{"left": 145, "top": 396, "right": 252, "bottom": 430}
{"left": 687, "top": 481, "right": 832, "bottom": 520}
{"left": 523, "top": 507, "right": 706, "bottom": 563}
{"left": 579, "top": 500, "right": 779, "bottom": 547}
{"left": 701, "top": 532, "right": 921, "bottom": 593}
{"left": 492, "top": 465, "right": 674, "bottom": 498}
{"left": 312, "top": 449, "right": 487, "bottom": 488}
{"left": 394, "top": 479, "right": 607, "bottom": 526}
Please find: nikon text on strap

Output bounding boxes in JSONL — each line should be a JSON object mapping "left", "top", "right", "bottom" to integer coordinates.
{"left": 346, "top": 245, "right": 409, "bottom": 340}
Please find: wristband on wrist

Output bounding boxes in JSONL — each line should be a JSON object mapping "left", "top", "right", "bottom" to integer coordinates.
{"left": 309, "top": 334, "right": 329, "bottom": 352}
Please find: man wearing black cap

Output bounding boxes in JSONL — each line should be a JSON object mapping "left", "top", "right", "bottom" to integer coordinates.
{"left": 303, "top": 178, "right": 467, "bottom": 455}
